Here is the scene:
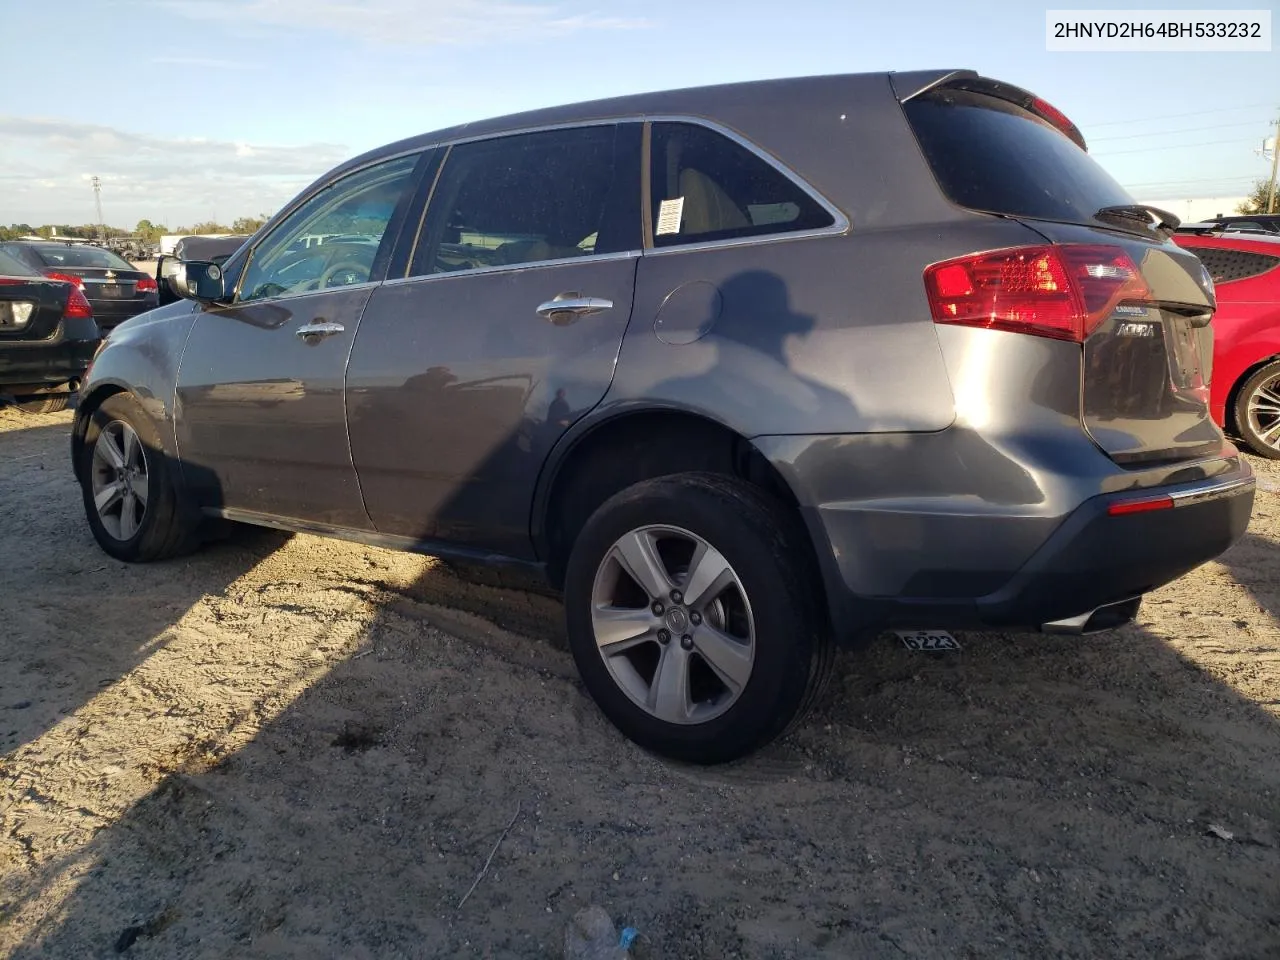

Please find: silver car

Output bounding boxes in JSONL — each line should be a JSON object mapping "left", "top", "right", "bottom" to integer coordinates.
{"left": 74, "top": 70, "right": 1254, "bottom": 762}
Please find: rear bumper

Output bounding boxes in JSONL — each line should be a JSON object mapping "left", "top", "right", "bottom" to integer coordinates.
{"left": 755, "top": 431, "right": 1255, "bottom": 640}
{"left": 88, "top": 297, "right": 157, "bottom": 328}
{"left": 968, "top": 467, "right": 1253, "bottom": 628}
{"left": 0, "top": 319, "right": 100, "bottom": 392}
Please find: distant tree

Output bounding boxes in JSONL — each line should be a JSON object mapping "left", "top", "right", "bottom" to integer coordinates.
{"left": 1237, "top": 178, "right": 1278, "bottom": 215}
{"left": 186, "top": 220, "right": 231, "bottom": 235}
{"left": 231, "top": 214, "right": 269, "bottom": 234}
{"left": 134, "top": 219, "right": 167, "bottom": 243}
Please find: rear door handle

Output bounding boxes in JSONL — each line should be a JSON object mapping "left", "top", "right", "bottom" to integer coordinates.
{"left": 295, "top": 320, "right": 345, "bottom": 343}
{"left": 536, "top": 293, "right": 613, "bottom": 326}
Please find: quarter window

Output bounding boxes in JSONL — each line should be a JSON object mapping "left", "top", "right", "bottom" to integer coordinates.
{"left": 412, "top": 124, "right": 640, "bottom": 276}
{"left": 648, "top": 122, "right": 835, "bottom": 247}
{"left": 236, "top": 154, "right": 419, "bottom": 303}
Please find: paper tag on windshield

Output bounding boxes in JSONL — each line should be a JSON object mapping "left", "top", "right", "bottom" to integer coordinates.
{"left": 656, "top": 197, "right": 684, "bottom": 235}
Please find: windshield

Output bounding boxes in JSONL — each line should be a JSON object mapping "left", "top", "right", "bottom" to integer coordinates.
{"left": 31, "top": 244, "right": 136, "bottom": 270}
{"left": 903, "top": 88, "right": 1135, "bottom": 228}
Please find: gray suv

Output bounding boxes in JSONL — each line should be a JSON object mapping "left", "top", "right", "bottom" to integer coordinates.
{"left": 74, "top": 70, "right": 1255, "bottom": 763}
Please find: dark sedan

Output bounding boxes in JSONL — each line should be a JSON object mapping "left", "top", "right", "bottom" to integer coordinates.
{"left": 0, "top": 241, "right": 158, "bottom": 330}
{"left": 0, "top": 247, "right": 100, "bottom": 413}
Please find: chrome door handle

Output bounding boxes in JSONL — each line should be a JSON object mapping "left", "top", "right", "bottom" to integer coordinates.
{"left": 536, "top": 293, "right": 613, "bottom": 326}
{"left": 295, "top": 320, "right": 345, "bottom": 343}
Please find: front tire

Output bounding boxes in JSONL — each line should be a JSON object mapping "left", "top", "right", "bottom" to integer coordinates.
{"left": 1234, "top": 359, "right": 1280, "bottom": 460}
{"left": 77, "top": 394, "right": 197, "bottom": 562}
{"left": 563, "top": 473, "right": 833, "bottom": 764}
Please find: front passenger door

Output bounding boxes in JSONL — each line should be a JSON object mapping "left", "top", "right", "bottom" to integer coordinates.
{"left": 175, "top": 153, "right": 423, "bottom": 527}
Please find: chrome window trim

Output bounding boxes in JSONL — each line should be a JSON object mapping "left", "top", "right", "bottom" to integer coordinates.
{"left": 382, "top": 249, "right": 642, "bottom": 287}
{"left": 640, "top": 226, "right": 847, "bottom": 257}
{"left": 206, "top": 279, "right": 382, "bottom": 312}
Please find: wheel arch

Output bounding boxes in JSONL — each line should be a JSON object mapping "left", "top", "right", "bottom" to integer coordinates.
{"left": 532, "top": 404, "right": 833, "bottom": 624}
{"left": 71, "top": 382, "right": 130, "bottom": 470}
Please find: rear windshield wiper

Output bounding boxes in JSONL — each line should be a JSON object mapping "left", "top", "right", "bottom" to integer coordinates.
{"left": 1095, "top": 204, "right": 1180, "bottom": 238}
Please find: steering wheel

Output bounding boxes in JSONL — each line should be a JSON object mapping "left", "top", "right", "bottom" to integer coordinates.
{"left": 317, "top": 260, "right": 369, "bottom": 288}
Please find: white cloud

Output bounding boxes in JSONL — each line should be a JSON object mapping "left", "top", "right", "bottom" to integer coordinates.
{"left": 0, "top": 116, "right": 348, "bottom": 228}
{"left": 157, "top": 0, "right": 647, "bottom": 45}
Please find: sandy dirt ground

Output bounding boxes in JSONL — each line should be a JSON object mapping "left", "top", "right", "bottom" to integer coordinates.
{"left": 2, "top": 406, "right": 1279, "bottom": 959}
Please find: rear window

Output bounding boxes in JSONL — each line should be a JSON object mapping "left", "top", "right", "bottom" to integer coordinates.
{"left": 903, "top": 88, "right": 1133, "bottom": 227}
{"left": 31, "top": 245, "right": 135, "bottom": 270}
{"left": 0, "top": 249, "right": 37, "bottom": 278}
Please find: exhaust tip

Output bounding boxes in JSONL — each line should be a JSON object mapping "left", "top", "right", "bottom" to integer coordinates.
{"left": 1041, "top": 596, "right": 1142, "bottom": 635}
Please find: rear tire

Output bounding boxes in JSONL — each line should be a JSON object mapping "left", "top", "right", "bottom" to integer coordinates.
{"left": 563, "top": 472, "right": 833, "bottom": 764}
{"left": 77, "top": 394, "right": 198, "bottom": 562}
{"left": 13, "top": 394, "right": 69, "bottom": 414}
{"left": 1233, "top": 359, "right": 1280, "bottom": 460}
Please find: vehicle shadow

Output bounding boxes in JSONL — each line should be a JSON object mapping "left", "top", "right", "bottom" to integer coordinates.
{"left": 7, "top": 438, "right": 1280, "bottom": 952}
{"left": 0, "top": 419, "right": 283, "bottom": 759}
{"left": 1215, "top": 528, "right": 1280, "bottom": 621}
{"left": 5, "top": 577, "right": 1279, "bottom": 958}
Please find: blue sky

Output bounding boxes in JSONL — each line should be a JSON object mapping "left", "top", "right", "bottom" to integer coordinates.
{"left": 1, "top": 0, "right": 1276, "bottom": 227}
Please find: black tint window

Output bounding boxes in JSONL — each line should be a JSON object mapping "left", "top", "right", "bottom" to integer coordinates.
{"left": 414, "top": 125, "right": 639, "bottom": 275}
{"left": 904, "top": 89, "right": 1133, "bottom": 227}
{"left": 648, "top": 122, "right": 835, "bottom": 247}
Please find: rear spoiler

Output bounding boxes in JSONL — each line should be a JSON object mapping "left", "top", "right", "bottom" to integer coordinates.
{"left": 890, "top": 70, "right": 1087, "bottom": 152}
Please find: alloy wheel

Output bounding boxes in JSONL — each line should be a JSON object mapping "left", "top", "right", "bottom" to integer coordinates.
{"left": 589, "top": 524, "right": 755, "bottom": 725}
{"left": 1247, "top": 373, "right": 1280, "bottom": 453}
{"left": 90, "top": 420, "right": 149, "bottom": 541}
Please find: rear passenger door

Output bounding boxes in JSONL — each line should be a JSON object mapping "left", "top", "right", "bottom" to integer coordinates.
{"left": 347, "top": 123, "right": 642, "bottom": 557}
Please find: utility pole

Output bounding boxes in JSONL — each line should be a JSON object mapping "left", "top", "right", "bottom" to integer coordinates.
{"left": 1267, "top": 116, "right": 1279, "bottom": 214}
{"left": 91, "top": 176, "right": 105, "bottom": 242}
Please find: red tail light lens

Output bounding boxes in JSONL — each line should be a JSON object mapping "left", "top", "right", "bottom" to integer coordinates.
{"left": 135, "top": 276, "right": 158, "bottom": 293}
{"left": 1106, "top": 494, "right": 1174, "bottom": 517}
{"left": 924, "top": 244, "right": 1151, "bottom": 343}
{"left": 44, "top": 270, "right": 84, "bottom": 289}
{"left": 63, "top": 284, "right": 94, "bottom": 319}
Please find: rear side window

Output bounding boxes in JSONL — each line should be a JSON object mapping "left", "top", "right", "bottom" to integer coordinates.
{"left": 648, "top": 122, "right": 835, "bottom": 247}
{"left": 412, "top": 124, "right": 640, "bottom": 276}
{"left": 903, "top": 88, "right": 1133, "bottom": 227}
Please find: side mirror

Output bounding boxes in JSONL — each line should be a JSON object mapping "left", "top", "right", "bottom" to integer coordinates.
{"left": 166, "top": 259, "right": 226, "bottom": 303}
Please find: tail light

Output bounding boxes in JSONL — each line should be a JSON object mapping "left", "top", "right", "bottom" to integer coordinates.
{"left": 136, "top": 276, "right": 158, "bottom": 293}
{"left": 924, "top": 244, "right": 1151, "bottom": 343}
{"left": 44, "top": 270, "right": 84, "bottom": 289}
{"left": 63, "top": 285, "right": 94, "bottom": 319}
{"left": 1107, "top": 494, "right": 1174, "bottom": 516}
{"left": 1029, "top": 96, "right": 1086, "bottom": 150}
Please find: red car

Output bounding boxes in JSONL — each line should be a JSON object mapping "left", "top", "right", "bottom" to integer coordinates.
{"left": 1174, "top": 226, "right": 1280, "bottom": 458}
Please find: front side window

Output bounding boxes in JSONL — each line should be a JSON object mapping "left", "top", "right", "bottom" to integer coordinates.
{"left": 412, "top": 124, "right": 640, "bottom": 276}
{"left": 648, "top": 122, "right": 835, "bottom": 247}
{"left": 236, "top": 153, "right": 419, "bottom": 303}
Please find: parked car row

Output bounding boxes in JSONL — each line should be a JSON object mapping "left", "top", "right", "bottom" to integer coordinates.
{"left": 72, "top": 69, "right": 1256, "bottom": 763}
{"left": 0, "top": 240, "right": 157, "bottom": 331}
{"left": 0, "top": 247, "right": 100, "bottom": 413}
